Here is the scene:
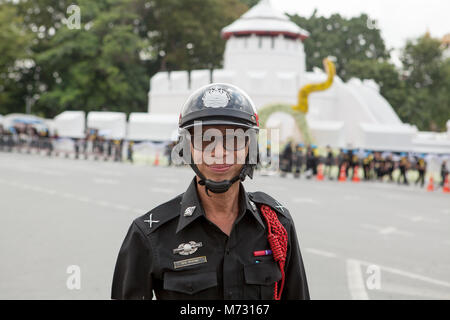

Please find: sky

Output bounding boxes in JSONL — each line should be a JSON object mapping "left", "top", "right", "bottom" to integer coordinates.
{"left": 273, "top": 0, "right": 450, "bottom": 65}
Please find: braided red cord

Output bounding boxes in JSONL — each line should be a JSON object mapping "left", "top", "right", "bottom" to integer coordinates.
{"left": 259, "top": 204, "right": 288, "bottom": 300}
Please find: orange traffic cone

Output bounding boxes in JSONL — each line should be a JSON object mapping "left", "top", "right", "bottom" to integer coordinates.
{"left": 338, "top": 165, "right": 347, "bottom": 182}
{"left": 443, "top": 174, "right": 450, "bottom": 193}
{"left": 426, "top": 176, "right": 434, "bottom": 192}
{"left": 317, "top": 164, "right": 324, "bottom": 181}
{"left": 154, "top": 151, "right": 160, "bottom": 166}
{"left": 352, "top": 166, "right": 360, "bottom": 183}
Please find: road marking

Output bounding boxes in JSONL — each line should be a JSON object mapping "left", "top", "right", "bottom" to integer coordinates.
{"left": 112, "top": 204, "right": 132, "bottom": 211}
{"left": 292, "top": 197, "right": 320, "bottom": 205}
{"left": 397, "top": 214, "right": 438, "bottom": 224}
{"left": 132, "top": 208, "right": 148, "bottom": 214}
{"left": 361, "top": 224, "right": 413, "bottom": 237}
{"left": 92, "top": 178, "right": 119, "bottom": 185}
{"left": 0, "top": 178, "right": 141, "bottom": 213}
{"left": 95, "top": 200, "right": 110, "bottom": 207}
{"left": 358, "top": 260, "right": 450, "bottom": 289}
{"left": 343, "top": 195, "right": 360, "bottom": 201}
{"left": 150, "top": 187, "right": 174, "bottom": 194}
{"left": 346, "top": 259, "right": 369, "bottom": 300}
{"left": 381, "top": 283, "right": 450, "bottom": 300}
{"left": 305, "top": 248, "right": 338, "bottom": 258}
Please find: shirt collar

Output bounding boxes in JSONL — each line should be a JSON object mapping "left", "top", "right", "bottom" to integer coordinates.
{"left": 176, "top": 177, "right": 265, "bottom": 233}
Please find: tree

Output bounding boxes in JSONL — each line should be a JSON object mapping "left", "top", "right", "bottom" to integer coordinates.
{"left": 3, "top": 0, "right": 248, "bottom": 117}
{"left": 398, "top": 35, "right": 450, "bottom": 131}
{"left": 29, "top": 0, "right": 149, "bottom": 117}
{"left": 345, "top": 59, "right": 406, "bottom": 114}
{"left": 0, "top": 3, "right": 33, "bottom": 115}
{"left": 135, "top": 0, "right": 247, "bottom": 71}
{"left": 239, "top": 0, "right": 259, "bottom": 8}
{"left": 289, "top": 11, "right": 390, "bottom": 80}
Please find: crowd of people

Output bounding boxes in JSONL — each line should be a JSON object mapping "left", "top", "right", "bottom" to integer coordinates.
{"left": 0, "top": 125, "right": 134, "bottom": 162}
{"left": 277, "top": 142, "right": 449, "bottom": 188}
{"left": 1, "top": 125, "right": 449, "bottom": 189}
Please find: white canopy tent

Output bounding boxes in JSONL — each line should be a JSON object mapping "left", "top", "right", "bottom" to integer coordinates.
{"left": 127, "top": 113, "right": 179, "bottom": 141}
{"left": 87, "top": 111, "right": 127, "bottom": 139}
{"left": 2, "top": 113, "right": 47, "bottom": 130}
{"left": 54, "top": 111, "right": 86, "bottom": 138}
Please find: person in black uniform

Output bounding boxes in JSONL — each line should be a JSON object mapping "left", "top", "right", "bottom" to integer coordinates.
{"left": 397, "top": 154, "right": 409, "bottom": 185}
{"left": 111, "top": 83, "right": 309, "bottom": 300}
{"left": 293, "top": 143, "right": 304, "bottom": 178}
{"left": 441, "top": 160, "right": 449, "bottom": 187}
{"left": 280, "top": 140, "right": 294, "bottom": 178}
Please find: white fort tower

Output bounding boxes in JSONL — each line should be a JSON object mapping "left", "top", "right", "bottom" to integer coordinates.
{"left": 147, "top": 0, "right": 450, "bottom": 153}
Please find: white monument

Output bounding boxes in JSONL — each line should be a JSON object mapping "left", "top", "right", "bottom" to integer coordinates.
{"left": 147, "top": 0, "right": 450, "bottom": 153}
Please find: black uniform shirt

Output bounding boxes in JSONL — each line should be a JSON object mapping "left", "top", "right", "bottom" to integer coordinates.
{"left": 111, "top": 177, "right": 309, "bottom": 300}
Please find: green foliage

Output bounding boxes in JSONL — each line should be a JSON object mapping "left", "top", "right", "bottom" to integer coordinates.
{"left": 1, "top": 0, "right": 246, "bottom": 117}
{"left": 0, "top": 3, "right": 34, "bottom": 114}
{"left": 239, "top": 0, "right": 259, "bottom": 8}
{"left": 289, "top": 11, "right": 390, "bottom": 80}
{"left": 399, "top": 36, "right": 450, "bottom": 131}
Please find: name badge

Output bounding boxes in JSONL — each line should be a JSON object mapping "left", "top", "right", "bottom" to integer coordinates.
{"left": 174, "top": 256, "right": 207, "bottom": 269}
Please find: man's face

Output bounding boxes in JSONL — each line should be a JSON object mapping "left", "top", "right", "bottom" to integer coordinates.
{"left": 190, "top": 125, "right": 249, "bottom": 182}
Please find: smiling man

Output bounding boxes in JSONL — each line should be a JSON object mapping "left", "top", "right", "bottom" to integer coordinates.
{"left": 111, "top": 83, "right": 309, "bottom": 300}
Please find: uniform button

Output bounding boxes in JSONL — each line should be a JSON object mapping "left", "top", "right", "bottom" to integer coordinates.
{"left": 225, "top": 249, "right": 230, "bottom": 255}
{"left": 228, "top": 292, "right": 233, "bottom": 298}
{"left": 187, "top": 284, "right": 193, "bottom": 292}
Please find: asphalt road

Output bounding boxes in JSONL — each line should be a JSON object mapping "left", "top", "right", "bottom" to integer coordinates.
{"left": 0, "top": 152, "right": 449, "bottom": 300}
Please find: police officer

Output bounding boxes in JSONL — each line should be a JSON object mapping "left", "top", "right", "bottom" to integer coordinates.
{"left": 111, "top": 83, "right": 309, "bottom": 300}
{"left": 415, "top": 156, "right": 426, "bottom": 187}
{"left": 293, "top": 143, "right": 304, "bottom": 179}
{"left": 280, "top": 140, "right": 294, "bottom": 178}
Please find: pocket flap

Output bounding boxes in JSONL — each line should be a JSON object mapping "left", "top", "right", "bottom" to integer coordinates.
{"left": 244, "top": 262, "right": 282, "bottom": 285}
{"left": 163, "top": 271, "right": 217, "bottom": 295}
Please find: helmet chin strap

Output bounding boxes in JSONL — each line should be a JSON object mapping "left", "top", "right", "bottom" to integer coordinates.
{"left": 189, "top": 159, "right": 251, "bottom": 196}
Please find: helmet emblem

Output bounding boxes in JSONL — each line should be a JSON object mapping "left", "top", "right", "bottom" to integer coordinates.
{"left": 202, "top": 87, "right": 230, "bottom": 108}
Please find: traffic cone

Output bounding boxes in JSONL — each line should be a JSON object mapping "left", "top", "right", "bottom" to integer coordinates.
{"left": 352, "top": 166, "right": 360, "bottom": 183}
{"left": 154, "top": 151, "right": 160, "bottom": 166}
{"left": 426, "top": 176, "right": 434, "bottom": 192}
{"left": 338, "top": 165, "right": 347, "bottom": 182}
{"left": 443, "top": 174, "right": 450, "bottom": 193}
{"left": 317, "top": 164, "right": 324, "bottom": 181}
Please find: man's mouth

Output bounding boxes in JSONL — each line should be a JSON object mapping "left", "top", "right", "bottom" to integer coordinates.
{"left": 206, "top": 164, "right": 233, "bottom": 173}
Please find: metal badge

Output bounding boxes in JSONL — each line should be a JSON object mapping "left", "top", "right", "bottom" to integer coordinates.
{"left": 184, "top": 206, "right": 196, "bottom": 217}
{"left": 173, "top": 241, "right": 203, "bottom": 255}
{"left": 144, "top": 214, "right": 160, "bottom": 228}
{"left": 202, "top": 87, "right": 230, "bottom": 108}
{"left": 249, "top": 200, "right": 257, "bottom": 212}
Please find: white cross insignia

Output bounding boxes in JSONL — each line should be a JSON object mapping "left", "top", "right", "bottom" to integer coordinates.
{"left": 144, "top": 214, "right": 160, "bottom": 228}
{"left": 274, "top": 200, "right": 285, "bottom": 213}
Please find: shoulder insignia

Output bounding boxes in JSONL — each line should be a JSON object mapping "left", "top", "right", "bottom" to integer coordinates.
{"left": 134, "top": 194, "right": 183, "bottom": 235}
{"left": 248, "top": 191, "right": 292, "bottom": 220}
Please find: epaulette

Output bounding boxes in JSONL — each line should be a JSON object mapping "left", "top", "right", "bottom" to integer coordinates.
{"left": 248, "top": 191, "right": 292, "bottom": 220}
{"left": 134, "top": 193, "right": 183, "bottom": 235}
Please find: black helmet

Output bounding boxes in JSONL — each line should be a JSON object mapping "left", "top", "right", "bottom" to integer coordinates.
{"left": 178, "top": 83, "right": 260, "bottom": 195}
{"left": 179, "top": 83, "right": 259, "bottom": 130}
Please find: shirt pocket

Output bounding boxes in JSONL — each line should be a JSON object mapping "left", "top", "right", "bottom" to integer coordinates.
{"left": 163, "top": 270, "right": 218, "bottom": 299}
{"left": 244, "top": 261, "right": 282, "bottom": 300}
